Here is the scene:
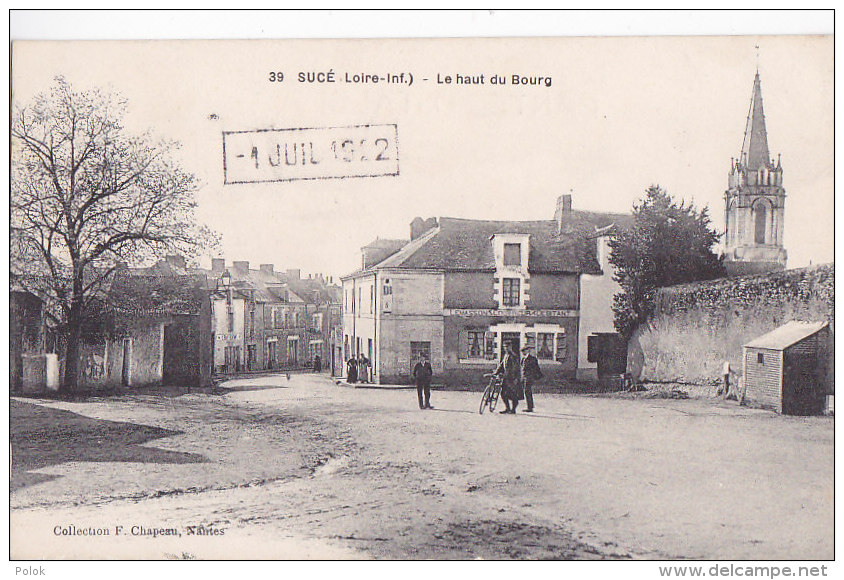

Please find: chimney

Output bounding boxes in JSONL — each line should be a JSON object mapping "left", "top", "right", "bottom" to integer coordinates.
{"left": 233, "top": 261, "right": 249, "bottom": 272}
{"left": 410, "top": 216, "right": 438, "bottom": 241}
{"left": 555, "top": 194, "right": 573, "bottom": 232}
{"left": 410, "top": 217, "right": 425, "bottom": 240}
{"left": 286, "top": 268, "right": 301, "bottom": 280}
{"left": 211, "top": 258, "right": 225, "bottom": 273}
{"left": 165, "top": 254, "right": 186, "bottom": 269}
{"left": 259, "top": 264, "right": 274, "bottom": 274}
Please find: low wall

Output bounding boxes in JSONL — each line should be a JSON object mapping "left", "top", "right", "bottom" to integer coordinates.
{"left": 21, "top": 354, "right": 60, "bottom": 394}
{"left": 629, "top": 264, "right": 834, "bottom": 392}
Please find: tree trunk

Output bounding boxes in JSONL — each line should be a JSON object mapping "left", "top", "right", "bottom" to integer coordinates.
{"left": 61, "top": 300, "right": 83, "bottom": 395}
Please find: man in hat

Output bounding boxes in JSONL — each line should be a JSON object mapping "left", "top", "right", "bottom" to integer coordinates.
{"left": 520, "top": 345, "right": 543, "bottom": 412}
{"left": 412, "top": 353, "right": 434, "bottom": 410}
{"left": 494, "top": 341, "right": 524, "bottom": 414}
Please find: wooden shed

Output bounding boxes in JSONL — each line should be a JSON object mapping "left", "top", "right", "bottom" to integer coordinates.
{"left": 743, "top": 321, "right": 830, "bottom": 415}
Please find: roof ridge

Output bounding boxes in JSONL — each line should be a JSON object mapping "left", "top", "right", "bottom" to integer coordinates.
{"left": 374, "top": 225, "right": 441, "bottom": 269}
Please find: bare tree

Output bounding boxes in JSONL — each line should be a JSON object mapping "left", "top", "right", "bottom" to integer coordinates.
{"left": 11, "top": 77, "right": 217, "bottom": 393}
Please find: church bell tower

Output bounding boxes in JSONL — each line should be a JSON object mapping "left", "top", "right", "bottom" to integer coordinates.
{"left": 723, "top": 72, "right": 788, "bottom": 275}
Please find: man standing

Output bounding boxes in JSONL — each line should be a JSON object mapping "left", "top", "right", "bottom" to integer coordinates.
{"left": 495, "top": 342, "right": 524, "bottom": 414}
{"left": 412, "top": 354, "right": 433, "bottom": 410}
{"left": 520, "top": 345, "right": 542, "bottom": 413}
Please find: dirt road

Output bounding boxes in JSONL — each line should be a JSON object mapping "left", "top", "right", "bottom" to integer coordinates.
{"left": 10, "top": 373, "right": 833, "bottom": 560}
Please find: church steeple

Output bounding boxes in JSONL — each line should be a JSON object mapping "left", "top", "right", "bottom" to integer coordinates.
{"left": 740, "top": 72, "right": 771, "bottom": 170}
{"left": 723, "top": 71, "right": 787, "bottom": 276}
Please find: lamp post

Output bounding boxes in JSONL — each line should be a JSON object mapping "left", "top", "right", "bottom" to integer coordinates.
{"left": 219, "top": 270, "right": 232, "bottom": 291}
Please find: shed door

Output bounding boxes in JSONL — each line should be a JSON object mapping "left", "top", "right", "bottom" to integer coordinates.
{"left": 782, "top": 351, "right": 822, "bottom": 416}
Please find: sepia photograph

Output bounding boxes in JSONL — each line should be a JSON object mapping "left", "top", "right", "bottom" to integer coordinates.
{"left": 7, "top": 10, "right": 835, "bottom": 567}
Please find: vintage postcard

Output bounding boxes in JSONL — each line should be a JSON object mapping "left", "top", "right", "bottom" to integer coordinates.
{"left": 9, "top": 28, "right": 834, "bottom": 565}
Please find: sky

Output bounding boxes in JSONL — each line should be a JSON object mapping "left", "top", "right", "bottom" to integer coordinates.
{"left": 10, "top": 34, "right": 833, "bottom": 280}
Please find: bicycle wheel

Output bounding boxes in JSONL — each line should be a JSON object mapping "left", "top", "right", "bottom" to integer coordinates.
{"left": 479, "top": 383, "right": 493, "bottom": 414}
{"left": 488, "top": 382, "right": 501, "bottom": 413}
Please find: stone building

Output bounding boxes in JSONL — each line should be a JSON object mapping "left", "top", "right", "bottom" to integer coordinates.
{"left": 76, "top": 260, "right": 213, "bottom": 390}
{"left": 202, "top": 259, "right": 341, "bottom": 375}
{"left": 723, "top": 71, "right": 788, "bottom": 275}
{"left": 341, "top": 195, "right": 629, "bottom": 387}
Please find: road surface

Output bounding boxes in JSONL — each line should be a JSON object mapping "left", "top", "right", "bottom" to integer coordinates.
{"left": 10, "top": 373, "right": 833, "bottom": 560}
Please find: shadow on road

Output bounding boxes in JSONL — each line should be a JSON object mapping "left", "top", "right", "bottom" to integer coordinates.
{"left": 10, "top": 399, "right": 207, "bottom": 491}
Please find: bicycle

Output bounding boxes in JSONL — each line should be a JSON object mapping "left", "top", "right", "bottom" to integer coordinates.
{"left": 479, "top": 373, "right": 503, "bottom": 414}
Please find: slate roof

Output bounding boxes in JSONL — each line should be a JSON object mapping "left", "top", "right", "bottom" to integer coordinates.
{"left": 353, "top": 210, "right": 631, "bottom": 275}
{"left": 195, "top": 266, "right": 306, "bottom": 304}
{"left": 362, "top": 238, "right": 409, "bottom": 251}
{"left": 744, "top": 321, "right": 829, "bottom": 351}
{"left": 107, "top": 269, "right": 208, "bottom": 315}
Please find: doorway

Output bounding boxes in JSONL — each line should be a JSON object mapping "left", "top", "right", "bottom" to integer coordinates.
{"left": 500, "top": 332, "right": 520, "bottom": 359}
{"left": 288, "top": 338, "right": 299, "bottom": 366}
{"left": 410, "top": 341, "right": 431, "bottom": 374}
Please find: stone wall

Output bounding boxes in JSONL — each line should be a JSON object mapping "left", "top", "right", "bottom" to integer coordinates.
{"left": 629, "top": 264, "right": 834, "bottom": 392}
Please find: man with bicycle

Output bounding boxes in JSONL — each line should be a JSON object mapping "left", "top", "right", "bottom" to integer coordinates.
{"left": 494, "top": 341, "right": 524, "bottom": 414}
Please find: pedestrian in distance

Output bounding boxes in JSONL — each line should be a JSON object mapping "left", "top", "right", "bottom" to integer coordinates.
{"left": 346, "top": 357, "right": 358, "bottom": 384}
{"left": 313, "top": 354, "right": 322, "bottom": 373}
{"left": 412, "top": 353, "right": 434, "bottom": 410}
{"left": 520, "top": 345, "right": 542, "bottom": 412}
{"left": 358, "top": 354, "right": 370, "bottom": 383}
{"left": 495, "top": 341, "right": 524, "bottom": 414}
{"left": 718, "top": 359, "right": 734, "bottom": 397}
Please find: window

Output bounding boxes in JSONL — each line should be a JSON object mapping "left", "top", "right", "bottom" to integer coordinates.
{"left": 467, "top": 331, "right": 484, "bottom": 358}
{"left": 537, "top": 333, "right": 554, "bottom": 359}
{"left": 757, "top": 352, "right": 764, "bottom": 364}
{"left": 555, "top": 333, "right": 568, "bottom": 362}
{"left": 383, "top": 280, "right": 392, "bottom": 295}
{"left": 754, "top": 201, "right": 768, "bottom": 244}
{"left": 227, "top": 307, "right": 234, "bottom": 332}
{"left": 502, "top": 278, "right": 520, "bottom": 307}
{"left": 484, "top": 332, "right": 497, "bottom": 360}
{"left": 248, "top": 308, "right": 255, "bottom": 336}
{"left": 370, "top": 285, "right": 374, "bottom": 313}
{"left": 503, "top": 243, "right": 521, "bottom": 266}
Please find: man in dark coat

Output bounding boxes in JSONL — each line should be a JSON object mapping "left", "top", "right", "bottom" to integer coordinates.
{"left": 495, "top": 342, "right": 524, "bottom": 414}
{"left": 313, "top": 354, "right": 322, "bottom": 373}
{"left": 520, "top": 345, "right": 542, "bottom": 412}
{"left": 412, "top": 354, "right": 434, "bottom": 410}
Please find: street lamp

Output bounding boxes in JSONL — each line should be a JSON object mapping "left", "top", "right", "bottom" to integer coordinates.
{"left": 219, "top": 270, "right": 232, "bottom": 290}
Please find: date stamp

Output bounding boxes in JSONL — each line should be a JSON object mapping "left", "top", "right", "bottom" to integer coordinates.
{"left": 223, "top": 123, "right": 399, "bottom": 184}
